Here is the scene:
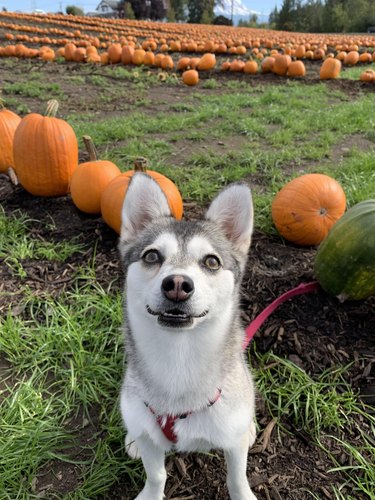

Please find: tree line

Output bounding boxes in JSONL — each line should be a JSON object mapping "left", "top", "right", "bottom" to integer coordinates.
{"left": 116, "top": 0, "right": 227, "bottom": 24}
{"left": 67, "top": 0, "right": 375, "bottom": 33}
{"left": 270, "top": 0, "right": 375, "bottom": 33}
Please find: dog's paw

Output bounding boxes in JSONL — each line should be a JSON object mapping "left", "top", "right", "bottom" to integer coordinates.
{"left": 125, "top": 434, "right": 141, "bottom": 459}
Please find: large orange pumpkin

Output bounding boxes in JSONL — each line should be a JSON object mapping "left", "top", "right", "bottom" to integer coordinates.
{"left": 70, "top": 135, "right": 121, "bottom": 214}
{"left": 272, "top": 54, "right": 291, "bottom": 76}
{"left": 271, "top": 173, "right": 346, "bottom": 246}
{"left": 101, "top": 158, "right": 183, "bottom": 234}
{"left": 13, "top": 99, "right": 78, "bottom": 197}
{"left": 320, "top": 58, "right": 341, "bottom": 80}
{"left": 0, "top": 105, "right": 21, "bottom": 173}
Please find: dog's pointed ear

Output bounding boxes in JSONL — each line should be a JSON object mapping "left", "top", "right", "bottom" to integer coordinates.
{"left": 120, "top": 173, "right": 171, "bottom": 245}
{"left": 205, "top": 183, "right": 253, "bottom": 256}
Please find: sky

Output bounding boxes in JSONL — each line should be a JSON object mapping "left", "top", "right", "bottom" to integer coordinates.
{"left": 3, "top": 0, "right": 282, "bottom": 16}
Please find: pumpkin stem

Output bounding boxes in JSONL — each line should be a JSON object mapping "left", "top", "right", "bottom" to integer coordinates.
{"left": 134, "top": 157, "right": 148, "bottom": 173}
{"left": 83, "top": 135, "right": 98, "bottom": 162}
{"left": 0, "top": 98, "right": 5, "bottom": 110}
{"left": 45, "top": 99, "right": 60, "bottom": 117}
{"left": 7, "top": 167, "right": 19, "bottom": 186}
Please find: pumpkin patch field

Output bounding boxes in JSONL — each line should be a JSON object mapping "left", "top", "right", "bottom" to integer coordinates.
{"left": 0, "top": 12, "right": 375, "bottom": 500}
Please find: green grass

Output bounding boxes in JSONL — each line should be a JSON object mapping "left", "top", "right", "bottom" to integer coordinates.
{"left": 341, "top": 62, "right": 375, "bottom": 79}
{"left": 253, "top": 350, "right": 375, "bottom": 499}
{"left": 68, "top": 81, "right": 375, "bottom": 231}
{"left": 0, "top": 278, "right": 143, "bottom": 498}
{"left": 0, "top": 209, "right": 84, "bottom": 277}
{"left": 3, "top": 81, "right": 63, "bottom": 99}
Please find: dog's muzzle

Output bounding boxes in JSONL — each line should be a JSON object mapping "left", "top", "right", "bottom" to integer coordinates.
{"left": 146, "top": 274, "right": 208, "bottom": 328}
{"left": 146, "top": 305, "right": 208, "bottom": 328}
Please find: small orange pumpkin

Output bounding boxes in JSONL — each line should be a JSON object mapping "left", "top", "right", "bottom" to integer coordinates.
{"left": 13, "top": 99, "right": 78, "bottom": 197}
{"left": 177, "top": 57, "right": 191, "bottom": 71}
{"left": 132, "top": 48, "right": 146, "bottom": 66}
{"left": 261, "top": 56, "right": 275, "bottom": 73}
{"left": 182, "top": 69, "right": 199, "bottom": 86}
{"left": 287, "top": 60, "right": 306, "bottom": 78}
{"left": 70, "top": 136, "right": 121, "bottom": 214}
{"left": 344, "top": 50, "right": 359, "bottom": 66}
{"left": 271, "top": 173, "right": 346, "bottom": 246}
{"left": 243, "top": 60, "right": 258, "bottom": 74}
{"left": 360, "top": 69, "right": 375, "bottom": 83}
{"left": 100, "top": 158, "right": 183, "bottom": 234}
{"left": 0, "top": 103, "right": 21, "bottom": 173}
{"left": 197, "top": 53, "right": 216, "bottom": 71}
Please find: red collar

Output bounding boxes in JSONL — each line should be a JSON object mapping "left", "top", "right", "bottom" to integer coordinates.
{"left": 146, "top": 388, "right": 222, "bottom": 443}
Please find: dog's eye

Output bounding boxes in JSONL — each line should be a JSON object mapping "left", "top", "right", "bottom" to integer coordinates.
{"left": 142, "top": 249, "right": 161, "bottom": 264}
{"left": 202, "top": 255, "right": 221, "bottom": 271}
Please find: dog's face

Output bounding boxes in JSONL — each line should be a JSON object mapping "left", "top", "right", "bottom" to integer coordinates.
{"left": 119, "top": 174, "right": 253, "bottom": 332}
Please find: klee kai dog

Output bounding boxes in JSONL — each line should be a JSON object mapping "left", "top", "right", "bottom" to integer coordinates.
{"left": 119, "top": 173, "right": 257, "bottom": 499}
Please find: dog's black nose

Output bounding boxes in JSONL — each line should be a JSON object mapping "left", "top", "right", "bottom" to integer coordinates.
{"left": 162, "top": 275, "right": 195, "bottom": 302}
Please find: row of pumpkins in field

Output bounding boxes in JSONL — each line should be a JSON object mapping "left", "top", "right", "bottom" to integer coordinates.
{"left": 1, "top": 99, "right": 374, "bottom": 302}
{"left": 1, "top": 41, "right": 375, "bottom": 84}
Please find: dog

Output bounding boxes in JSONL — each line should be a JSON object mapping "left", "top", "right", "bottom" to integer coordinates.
{"left": 118, "top": 173, "right": 257, "bottom": 500}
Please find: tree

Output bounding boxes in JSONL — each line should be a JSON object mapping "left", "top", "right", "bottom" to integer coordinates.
{"left": 213, "top": 14, "right": 232, "bottom": 25}
{"left": 268, "top": 5, "right": 279, "bottom": 27}
{"left": 117, "top": 1, "right": 135, "bottom": 19}
{"left": 187, "top": 0, "right": 223, "bottom": 24}
{"left": 66, "top": 5, "right": 84, "bottom": 15}
{"left": 169, "top": 0, "right": 186, "bottom": 21}
{"left": 276, "top": 0, "right": 296, "bottom": 30}
{"left": 127, "top": 0, "right": 165, "bottom": 20}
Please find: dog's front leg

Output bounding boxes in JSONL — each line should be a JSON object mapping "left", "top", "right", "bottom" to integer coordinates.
{"left": 134, "top": 434, "right": 167, "bottom": 500}
{"left": 224, "top": 427, "right": 257, "bottom": 500}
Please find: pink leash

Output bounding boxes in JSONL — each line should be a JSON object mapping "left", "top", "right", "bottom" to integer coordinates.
{"left": 242, "top": 281, "right": 320, "bottom": 350}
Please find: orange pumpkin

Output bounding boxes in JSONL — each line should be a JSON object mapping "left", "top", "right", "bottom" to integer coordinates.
{"left": 344, "top": 50, "right": 359, "bottom": 66}
{"left": 64, "top": 42, "right": 76, "bottom": 61}
{"left": 13, "top": 99, "right": 78, "bottom": 197}
{"left": 0, "top": 104, "right": 21, "bottom": 173}
{"left": 243, "top": 60, "right": 258, "bottom": 74}
{"left": 229, "top": 59, "right": 245, "bottom": 72}
{"left": 132, "top": 48, "right": 146, "bottom": 66}
{"left": 100, "top": 158, "right": 183, "bottom": 234}
{"left": 70, "top": 135, "right": 121, "bottom": 214}
{"left": 261, "top": 56, "right": 275, "bottom": 73}
{"left": 161, "top": 55, "right": 174, "bottom": 70}
{"left": 121, "top": 45, "right": 134, "bottom": 65}
{"left": 197, "top": 53, "right": 216, "bottom": 71}
{"left": 295, "top": 45, "right": 306, "bottom": 59}
{"left": 182, "top": 69, "right": 199, "bottom": 86}
{"left": 272, "top": 54, "right": 291, "bottom": 76}
{"left": 360, "top": 69, "right": 375, "bottom": 83}
{"left": 177, "top": 57, "right": 191, "bottom": 71}
{"left": 287, "top": 60, "right": 306, "bottom": 78}
{"left": 108, "top": 43, "right": 122, "bottom": 64}
{"left": 271, "top": 173, "right": 346, "bottom": 246}
{"left": 320, "top": 58, "right": 341, "bottom": 80}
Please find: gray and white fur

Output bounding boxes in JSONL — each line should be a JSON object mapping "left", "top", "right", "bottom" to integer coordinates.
{"left": 118, "top": 173, "right": 257, "bottom": 500}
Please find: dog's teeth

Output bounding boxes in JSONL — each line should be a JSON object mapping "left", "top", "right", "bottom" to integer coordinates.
{"left": 164, "top": 312, "right": 187, "bottom": 318}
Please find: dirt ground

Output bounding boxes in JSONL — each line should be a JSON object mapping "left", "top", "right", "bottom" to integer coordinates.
{"left": 0, "top": 57, "right": 374, "bottom": 500}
